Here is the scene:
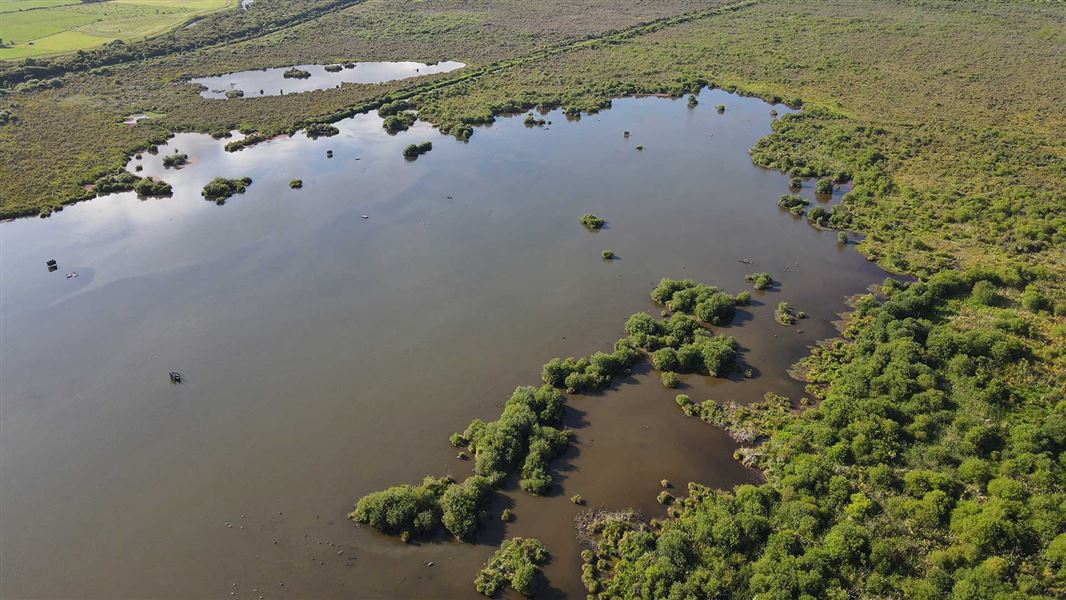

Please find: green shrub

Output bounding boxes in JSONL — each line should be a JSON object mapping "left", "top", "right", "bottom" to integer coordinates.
{"left": 474, "top": 537, "right": 548, "bottom": 598}
{"left": 201, "top": 176, "right": 252, "bottom": 202}
{"left": 349, "top": 476, "right": 452, "bottom": 538}
{"left": 778, "top": 194, "right": 810, "bottom": 214}
{"left": 1020, "top": 286, "right": 1049, "bottom": 313}
{"left": 440, "top": 476, "right": 492, "bottom": 542}
{"left": 289, "top": 179, "right": 303, "bottom": 189}
{"left": 970, "top": 280, "right": 997, "bottom": 306}
{"left": 816, "top": 178, "right": 834, "bottom": 194}
{"left": 602, "top": 249, "right": 615, "bottom": 259}
{"left": 384, "top": 112, "right": 417, "bottom": 132}
{"left": 282, "top": 67, "right": 311, "bottom": 79}
{"left": 162, "top": 153, "right": 188, "bottom": 168}
{"left": 581, "top": 213, "right": 606, "bottom": 229}
{"left": 134, "top": 177, "right": 172, "bottom": 197}
{"left": 661, "top": 371, "right": 680, "bottom": 388}
{"left": 775, "top": 301, "right": 797, "bottom": 325}
{"left": 305, "top": 123, "right": 339, "bottom": 139}
{"left": 403, "top": 141, "right": 433, "bottom": 159}
{"left": 746, "top": 272, "right": 773, "bottom": 290}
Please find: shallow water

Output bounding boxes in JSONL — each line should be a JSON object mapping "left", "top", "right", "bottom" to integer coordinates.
{"left": 0, "top": 89, "right": 885, "bottom": 598}
{"left": 192, "top": 60, "right": 466, "bottom": 99}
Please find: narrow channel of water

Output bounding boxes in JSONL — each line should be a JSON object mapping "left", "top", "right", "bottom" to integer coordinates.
{"left": 0, "top": 88, "right": 886, "bottom": 598}
{"left": 191, "top": 60, "right": 466, "bottom": 99}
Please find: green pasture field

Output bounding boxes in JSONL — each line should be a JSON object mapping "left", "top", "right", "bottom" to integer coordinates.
{"left": 0, "top": 0, "right": 236, "bottom": 60}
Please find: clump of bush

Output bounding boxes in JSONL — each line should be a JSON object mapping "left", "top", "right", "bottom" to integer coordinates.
{"left": 789, "top": 177, "right": 803, "bottom": 189}
{"left": 746, "top": 272, "right": 773, "bottom": 290}
{"left": 581, "top": 213, "right": 606, "bottom": 230}
{"left": 305, "top": 123, "right": 339, "bottom": 139}
{"left": 716, "top": 104, "right": 726, "bottom": 113}
{"left": 162, "top": 153, "right": 188, "bottom": 168}
{"left": 661, "top": 371, "right": 680, "bottom": 388}
{"left": 349, "top": 476, "right": 452, "bottom": 542}
{"left": 224, "top": 89, "right": 244, "bottom": 99}
{"left": 778, "top": 194, "right": 810, "bottom": 215}
{"left": 377, "top": 100, "right": 413, "bottom": 117}
{"left": 808, "top": 205, "right": 829, "bottom": 226}
{"left": 93, "top": 171, "right": 139, "bottom": 194}
{"left": 282, "top": 67, "right": 311, "bottom": 79}
{"left": 134, "top": 177, "right": 172, "bottom": 197}
{"left": 775, "top": 301, "right": 799, "bottom": 325}
{"left": 541, "top": 341, "right": 643, "bottom": 393}
{"left": 403, "top": 141, "right": 432, "bottom": 159}
{"left": 816, "top": 178, "right": 834, "bottom": 194}
{"left": 453, "top": 385, "right": 570, "bottom": 492}
{"left": 201, "top": 176, "right": 252, "bottom": 203}
{"left": 687, "top": 95, "right": 699, "bottom": 107}
{"left": 323, "top": 64, "right": 343, "bottom": 73}
{"left": 474, "top": 537, "right": 548, "bottom": 598}
{"left": 289, "top": 179, "right": 303, "bottom": 189}
{"left": 838, "top": 231, "right": 849, "bottom": 244}
{"left": 524, "top": 113, "right": 546, "bottom": 126}
{"left": 602, "top": 249, "right": 615, "bottom": 260}
{"left": 383, "top": 112, "right": 416, "bottom": 132}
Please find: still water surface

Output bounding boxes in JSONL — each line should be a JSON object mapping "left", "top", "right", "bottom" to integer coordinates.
{"left": 192, "top": 60, "right": 466, "bottom": 99}
{"left": 0, "top": 89, "right": 885, "bottom": 598}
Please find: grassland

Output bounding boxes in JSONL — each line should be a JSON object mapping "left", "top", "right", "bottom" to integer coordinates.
{"left": 0, "top": 0, "right": 238, "bottom": 60}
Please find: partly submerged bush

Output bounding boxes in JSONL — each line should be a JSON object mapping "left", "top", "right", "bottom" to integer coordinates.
{"left": 134, "top": 177, "right": 172, "bottom": 197}
{"left": 201, "top": 176, "right": 252, "bottom": 202}
{"left": 162, "top": 153, "right": 188, "bottom": 168}
{"left": 349, "top": 476, "right": 452, "bottom": 540}
{"left": 581, "top": 213, "right": 606, "bottom": 230}
{"left": 282, "top": 67, "right": 311, "bottom": 79}
{"left": 403, "top": 141, "right": 433, "bottom": 159}
{"left": 474, "top": 537, "right": 548, "bottom": 598}
{"left": 304, "top": 122, "right": 339, "bottom": 139}
{"left": 383, "top": 112, "right": 416, "bottom": 132}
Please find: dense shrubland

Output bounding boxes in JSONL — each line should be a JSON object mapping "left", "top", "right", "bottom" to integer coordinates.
{"left": 586, "top": 269, "right": 1065, "bottom": 598}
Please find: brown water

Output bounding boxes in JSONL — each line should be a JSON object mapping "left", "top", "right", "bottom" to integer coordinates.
{"left": 191, "top": 60, "right": 466, "bottom": 99}
{"left": 0, "top": 89, "right": 885, "bottom": 599}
